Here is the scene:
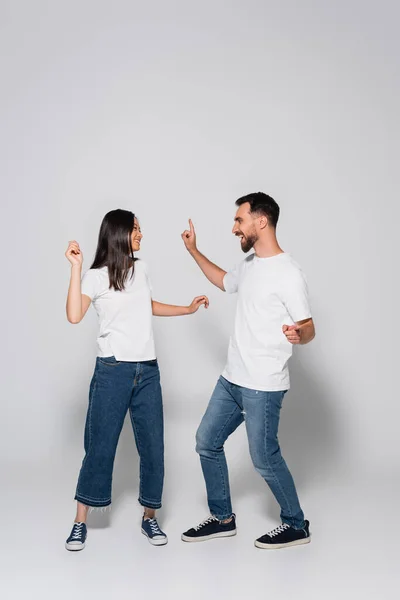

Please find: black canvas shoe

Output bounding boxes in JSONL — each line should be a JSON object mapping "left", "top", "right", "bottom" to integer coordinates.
{"left": 255, "top": 520, "right": 310, "bottom": 549}
{"left": 181, "top": 514, "right": 237, "bottom": 542}
{"left": 65, "top": 522, "right": 87, "bottom": 551}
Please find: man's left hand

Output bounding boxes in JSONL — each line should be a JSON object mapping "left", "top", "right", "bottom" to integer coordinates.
{"left": 282, "top": 324, "right": 301, "bottom": 345}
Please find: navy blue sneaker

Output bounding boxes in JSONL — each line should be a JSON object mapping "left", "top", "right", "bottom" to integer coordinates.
{"left": 65, "top": 522, "right": 87, "bottom": 551}
{"left": 141, "top": 517, "right": 168, "bottom": 546}
{"left": 181, "top": 514, "right": 237, "bottom": 542}
{"left": 255, "top": 520, "right": 311, "bottom": 549}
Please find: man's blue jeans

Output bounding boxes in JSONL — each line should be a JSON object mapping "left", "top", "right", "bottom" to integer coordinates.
{"left": 196, "top": 375, "right": 305, "bottom": 529}
{"left": 75, "top": 356, "right": 164, "bottom": 509}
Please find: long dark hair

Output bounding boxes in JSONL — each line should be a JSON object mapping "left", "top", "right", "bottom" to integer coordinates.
{"left": 91, "top": 209, "right": 138, "bottom": 291}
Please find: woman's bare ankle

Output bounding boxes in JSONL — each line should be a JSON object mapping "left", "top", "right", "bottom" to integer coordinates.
{"left": 75, "top": 502, "right": 89, "bottom": 524}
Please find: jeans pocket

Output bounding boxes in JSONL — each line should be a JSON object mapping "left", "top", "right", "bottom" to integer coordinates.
{"left": 97, "top": 356, "right": 121, "bottom": 366}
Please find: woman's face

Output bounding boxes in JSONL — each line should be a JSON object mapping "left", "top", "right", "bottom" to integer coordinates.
{"left": 130, "top": 217, "right": 143, "bottom": 252}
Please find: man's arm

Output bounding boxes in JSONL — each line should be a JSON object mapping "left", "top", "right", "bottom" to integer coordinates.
{"left": 187, "top": 249, "right": 227, "bottom": 291}
{"left": 181, "top": 219, "right": 227, "bottom": 291}
{"left": 283, "top": 318, "right": 315, "bottom": 345}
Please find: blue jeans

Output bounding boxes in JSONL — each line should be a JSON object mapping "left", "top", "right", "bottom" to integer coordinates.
{"left": 75, "top": 356, "right": 164, "bottom": 509}
{"left": 196, "top": 376, "right": 305, "bottom": 529}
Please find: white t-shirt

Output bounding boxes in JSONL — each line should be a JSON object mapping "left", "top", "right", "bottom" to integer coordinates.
{"left": 222, "top": 252, "right": 312, "bottom": 391}
{"left": 81, "top": 260, "right": 156, "bottom": 362}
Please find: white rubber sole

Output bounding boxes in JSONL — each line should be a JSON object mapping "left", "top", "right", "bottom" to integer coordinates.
{"left": 255, "top": 536, "right": 311, "bottom": 550}
{"left": 141, "top": 528, "right": 168, "bottom": 546}
{"left": 65, "top": 542, "right": 86, "bottom": 551}
{"left": 181, "top": 529, "right": 237, "bottom": 543}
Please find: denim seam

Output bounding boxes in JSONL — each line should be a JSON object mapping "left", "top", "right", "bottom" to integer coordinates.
{"left": 75, "top": 493, "right": 112, "bottom": 503}
{"left": 76, "top": 372, "right": 97, "bottom": 497}
{"left": 86, "top": 377, "right": 96, "bottom": 458}
{"left": 129, "top": 405, "right": 144, "bottom": 502}
{"left": 211, "top": 405, "right": 242, "bottom": 517}
{"left": 264, "top": 392, "right": 293, "bottom": 520}
{"left": 130, "top": 367, "right": 164, "bottom": 511}
{"left": 216, "top": 457, "right": 228, "bottom": 516}
{"left": 133, "top": 361, "right": 140, "bottom": 386}
{"left": 138, "top": 497, "right": 162, "bottom": 509}
{"left": 218, "top": 375, "right": 234, "bottom": 395}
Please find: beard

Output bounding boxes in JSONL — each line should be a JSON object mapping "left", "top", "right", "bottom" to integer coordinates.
{"left": 240, "top": 231, "right": 258, "bottom": 253}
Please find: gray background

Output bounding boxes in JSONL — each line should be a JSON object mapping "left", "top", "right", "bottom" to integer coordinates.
{"left": 1, "top": 1, "right": 399, "bottom": 599}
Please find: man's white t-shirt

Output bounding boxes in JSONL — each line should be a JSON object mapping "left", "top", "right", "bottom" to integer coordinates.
{"left": 81, "top": 260, "right": 156, "bottom": 362}
{"left": 222, "top": 252, "right": 311, "bottom": 391}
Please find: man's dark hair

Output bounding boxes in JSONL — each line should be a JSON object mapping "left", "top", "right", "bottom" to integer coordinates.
{"left": 235, "top": 192, "right": 280, "bottom": 228}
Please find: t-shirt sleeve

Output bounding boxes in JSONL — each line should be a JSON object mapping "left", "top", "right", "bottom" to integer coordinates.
{"left": 223, "top": 262, "right": 241, "bottom": 294}
{"left": 281, "top": 270, "right": 312, "bottom": 322}
{"left": 81, "top": 269, "right": 100, "bottom": 301}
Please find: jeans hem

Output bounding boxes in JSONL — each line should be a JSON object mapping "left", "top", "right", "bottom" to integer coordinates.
{"left": 138, "top": 497, "right": 162, "bottom": 510}
{"left": 211, "top": 511, "right": 234, "bottom": 521}
{"left": 281, "top": 517, "right": 306, "bottom": 530}
{"left": 75, "top": 494, "right": 112, "bottom": 508}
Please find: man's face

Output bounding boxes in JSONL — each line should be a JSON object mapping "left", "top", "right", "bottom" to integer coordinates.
{"left": 232, "top": 202, "right": 258, "bottom": 253}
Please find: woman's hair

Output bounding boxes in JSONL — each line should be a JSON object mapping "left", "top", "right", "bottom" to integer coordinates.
{"left": 91, "top": 209, "right": 138, "bottom": 291}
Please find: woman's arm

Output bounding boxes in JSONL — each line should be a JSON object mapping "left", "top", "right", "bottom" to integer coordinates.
{"left": 65, "top": 241, "right": 91, "bottom": 324}
{"left": 152, "top": 296, "right": 209, "bottom": 317}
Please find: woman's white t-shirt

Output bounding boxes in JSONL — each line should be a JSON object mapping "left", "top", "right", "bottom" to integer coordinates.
{"left": 222, "top": 252, "right": 312, "bottom": 391}
{"left": 81, "top": 260, "right": 156, "bottom": 362}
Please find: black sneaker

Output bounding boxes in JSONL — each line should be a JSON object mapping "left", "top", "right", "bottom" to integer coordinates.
{"left": 181, "top": 514, "right": 237, "bottom": 542}
{"left": 255, "top": 520, "right": 310, "bottom": 549}
{"left": 65, "top": 522, "right": 87, "bottom": 551}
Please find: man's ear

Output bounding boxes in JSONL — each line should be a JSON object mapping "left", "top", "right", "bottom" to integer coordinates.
{"left": 259, "top": 215, "right": 269, "bottom": 230}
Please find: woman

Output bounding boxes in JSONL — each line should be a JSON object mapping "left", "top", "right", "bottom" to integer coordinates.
{"left": 64, "top": 209, "right": 209, "bottom": 551}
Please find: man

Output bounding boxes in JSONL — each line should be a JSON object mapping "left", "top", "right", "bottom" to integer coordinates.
{"left": 180, "top": 192, "right": 315, "bottom": 549}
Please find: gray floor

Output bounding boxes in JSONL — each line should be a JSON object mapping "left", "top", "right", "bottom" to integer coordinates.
{"left": 2, "top": 453, "right": 399, "bottom": 600}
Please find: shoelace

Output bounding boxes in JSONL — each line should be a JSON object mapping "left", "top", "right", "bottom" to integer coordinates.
{"left": 268, "top": 523, "right": 290, "bottom": 538}
{"left": 147, "top": 519, "right": 163, "bottom": 535}
{"left": 71, "top": 523, "right": 84, "bottom": 540}
{"left": 194, "top": 516, "right": 218, "bottom": 531}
